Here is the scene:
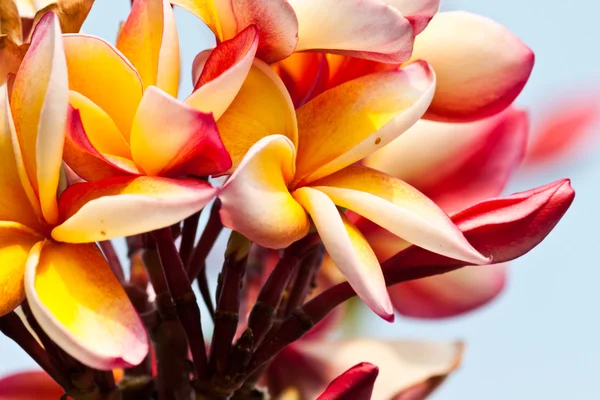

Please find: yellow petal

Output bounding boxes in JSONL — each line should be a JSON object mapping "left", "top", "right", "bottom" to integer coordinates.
{"left": 69, "top": 91, "right": 131, "bottom": 158}
{"left": 312, "top": 165, "right": 489, "bottom": 265}
{"left": 52, "top": 176, "right": 217, "bottom": 243}
{"left": 0, "top": 222, "right": 42, "bottom": 316}
{"left": 294, "top": 61, "right": 435, "bottom": 186}
{"left": 216, "top": 60, "right": 298, "bottom": 172}
{"left": 11, "top": 13, "right": 68, "bottom": 225}
{"left": 0, "top": 86, "right": 42, "bottom": 228}
{"left": 63, "top": 34, "right": 144, "bottom": 140}
{"left": 409, "top": 11, "right": 534, "bottom": 122}
{"left": 0, "top": 36, "right": 27, "bottom": 85}
{"left": 117, "top": 0, "right": 180, "bottom": 97}
{"left": 24, "top": 241, "right": 148, "bottom": 369}
{"left": 170, "top": 0, "right": 223, "bottom": 40}
{"left": 292, "top": 186, "right": 393, "bottom": 320}
{"left": 130, "top": 86, "right": 230, "bottom": 177}
{"left": 219, "top": 135, "right": 310, "bottom": 249}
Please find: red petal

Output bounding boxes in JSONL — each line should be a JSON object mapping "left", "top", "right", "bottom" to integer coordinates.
{"left": 0, "top": 371, "right": 63, "bottom": 399}
{"left": 316, "top": 362, "right": 379, "bottom": 400}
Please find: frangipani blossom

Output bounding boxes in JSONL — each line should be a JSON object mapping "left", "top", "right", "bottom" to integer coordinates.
{"left": 219, "top": 60, "right": 490, "bottom": 320}
{"left": 171, "top": 0, "right": 439, "bottom": 63}
{"left": 268, "top": 340, "right": 463, "bottom": 400}
{"left": 1, "top": 13, "right": 147, "bottom": 370}
{"left": 276, "top": 11, "right": 534, "bottom": 123}
{"left": 57, "top": 0, "right": 231, "bottom": 243}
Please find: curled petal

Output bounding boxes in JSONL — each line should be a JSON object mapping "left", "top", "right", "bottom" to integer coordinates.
{"left": 219, "top": 135, "right": 310, "bottom": 249}
{"left": 326, "top": 54, "right": 400, "bottom": 91}
{"left": 410, "top": 11, "right": 534, "bottom": 122}
{"left": 0, "top": 87, "right": 42, "bottom": 228}
{"left": 30, "top": 0, "right": 93, "bottom": 35}
{"left": 187, "top": 24, "right": 258, "bottom": 120}
{"left": 273, "top": 52, "right": 330, "bottom": 108}
{"left": 316, "top": 362, "right": 379, "bottom": 400}
{"left": 170, "top": 0, "right": 222, "bottom": 39}
{"left": 384, "top": 0, "right": 440, "bottom": 35}
{"left": 289, "top": 0, "right": 413, "bottom": 63}
{"left": 216, "top": 61, "right": 298, "bottom": 172}
{"left": 24, "top": 241, "right": 148, "bottom": 369}
{"left": 371, "top": 179, "right": 575, "bottom": 277}
{"left": 365, "top": 108, "right": 529, "bottom": 213}
{"left": 293, "top": 186, "right": 393, "bottom": 320}
{"left": 0, "top": 1, "right": 22, "bottom": 44}
{"left": 117, "top": 0, "right": 180, "bottom": 96}
{"left": 52, "top": 176, "right": 217, "bottom": 243}
{"left": 0, "top": 371, "right": 63, "bottom": 399}
{"left": 389, "top": 264, "right": 507, "bottom": 319}
{"left": 11, "top": 12, "right": 68, "bottom": 225}
{"left": 0, "top": 222, "right": 42, "bottom": 316}
{"left": 63, "top": 34, "right": 144, "bottom": 139}
{"left": 272, "top": 340, "right": 463, "bottom": 399}
{"left": 313, "top": 165, "right": 489, "bottom": 265}
{"left": 131, "top": 86, "right": 230, "bottom": 177}
{"left": 294, "top": 61, "right": 435, "bottom": 186}
{"left": 68, "top": 91, "right": 131, "bottom": 158}
{"left": 63, "top": 106, "right": 140, "bottom": 182}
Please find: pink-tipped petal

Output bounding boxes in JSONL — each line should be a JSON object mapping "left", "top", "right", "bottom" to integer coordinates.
{"left": 316, "top": 362, "right": 379, "bottom": 400}
{"left": 289, "top": 0, "right": 413, "bottom": 63}
{"left": 389, "top": 264, "right": 507, "bottom": 319}
{"left": 52, "top": 176, "right": 217, "bottom": 243}
{"left": 293, "top": 187, "right": 393, "bottom": 320}
{"left": 131, "top": 86, "right": 231, "bottom": 177}
{"left": 10, "top": 13, "right": 68, "bottom": 225}
{"left": 219, "top": 135, "right": 310, "bottom": 249}
{"left": 410, "top": 11, "right": 534, "bottom": 122}
{"left": 117, "top": 0, "right": 180, "bottom": 96}
{"left": 365, "top": 108, "right": 529, "bottom": 214}
{"left": 294, "top": 61, "right": 435, "bottom": 186}
{"left": 313, "top": 165, "right": 489, "bottom": 265}
{"left": 186, "top": 25, "right": 258, "bottom": 119}
{"left": 383, "top": 0, "right": 440, "bottom": 35}
{"left": 24, "top": 241, "right": 148, "bottom": 370}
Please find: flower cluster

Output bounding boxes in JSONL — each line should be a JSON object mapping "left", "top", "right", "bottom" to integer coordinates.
{"left": 0, "top": 0, "right": 576, "bottom": 399}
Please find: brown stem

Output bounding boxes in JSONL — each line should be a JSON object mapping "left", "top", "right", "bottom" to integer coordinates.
{"left": 152, "top": 228, "right": 209, "bottom": 380}
{"left": 0, "top": 312, "right": 67, "bottom": 388}
{"left": 208, "top": 232, "right": 250, "bottom": 384}
{"left": 99, "top": 240, "right": 125, "bottom": 282}
{"left": 284, "top": 245, "right": 324, "bottom": 316}
{"left": 187, "top": 199, "right": 223, "bottom": 280}
{"left": 180, "top": 211, "right": 202, "bottom": 266}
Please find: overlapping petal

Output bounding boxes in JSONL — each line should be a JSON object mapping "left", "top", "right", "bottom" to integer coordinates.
{"left": 288, "top": 0, "right": 413, "bottom": 63}
{"left": 29, "top": 0, "right": 93, "bottom": 35}
{"left": 52, "top": 176, "right": 217, "bottom": 243}
{"left": 316, "top": 362, "right": 378, "bottom": 400}
{"left": 10, "top": 12, "right": 67, "bottom": 225}
{"left": 384, "top": 0, "right": 440, "bottom": 35}
{"left": 410, "top": 12, "right": 534, "bottom": 122}
{"left": 63, "top": 34, "right": 144, "bottom": 138}
{"left": 365, "top": 108, "right": 529, "bottom": 213}
{"left": 24, "top": 241, "right": 148, "bottom": 369}
{"left": 271, "top": 340, "right": 463, "bottom": 400}
{"left": 389, "top": 264, "right": 507, "bottom": 318}
{"left": 293, "top": 186, "right": 393, "bottom": 320}
{"left": 313, "top": 165, "right": 489, "bottom": 265}
{"left": 0, "top": 222, "right": 42, "bottom": 316}
{"left": 0, "top": 1, "right": 22, "bottom": 43}
{"left": 0, "top": 86, "right": 41, "bottom": 228}
{"left": 216, "top": 61, "right": 298, "bottom": 171}
{"left": 0, "top": 370, "right": 64, "bottom": 399}
{"left": 63, "top": 106, "right": 140, "bottom": 182}
{"left": 131, "top": 86, "right": 230, "bottom": 177}
{"left": 117, "top": 0, "right": 180, "bottom": 97}
{"left": 0, "top": 36, "right": 26, "bottom": 85}
{"left": 171, "top": 0, "right": 298, "bottom": 63}
{"left": 294, "top": 61, "right": 435, "bottom": 186}
{"left": 219, "top": 135, "right": 310, "bottom": 249}
{"left": 273, "top": 52, "right": 329, "bottom": 108}
{"left": 187, "top": 24, "right": 258, "bottom": 119}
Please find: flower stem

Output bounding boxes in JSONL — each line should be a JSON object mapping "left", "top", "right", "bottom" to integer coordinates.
{"left": 99, "top": 240, "right": 125, "bottom": 282}
{"left": 180, "top": 211, "right": 202, "bottom": 266}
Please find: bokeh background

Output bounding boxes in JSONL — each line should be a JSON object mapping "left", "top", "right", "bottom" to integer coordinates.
{"left": 1, "top": 1, "right": 599, "bottom": 398}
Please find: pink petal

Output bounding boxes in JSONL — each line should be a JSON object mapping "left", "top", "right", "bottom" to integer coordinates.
{"left": 383, "top": 0, "right": 440, "bottom": 34}
{"left": 316, "top": 362, "right": 379, "bottom": 400}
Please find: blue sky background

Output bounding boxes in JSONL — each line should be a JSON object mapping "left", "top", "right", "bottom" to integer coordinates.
{"left": 1, "top": 1, "right": 599, "bottom": 399}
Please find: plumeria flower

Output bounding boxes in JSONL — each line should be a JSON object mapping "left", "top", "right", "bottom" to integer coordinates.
{"left": 0, "top": 13, "right": 148, "bottom": 370}
{"left": 216, "top": 57, "right": 491, "bottom": 320}
{"left": 269, "top": 340, "right": 463, "bottom": 399}
{"left": 56, "top": 0, "right": 232, "bottom": 242}
{"left": 171, "top": 0, "right": 437, "bottom": 63}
